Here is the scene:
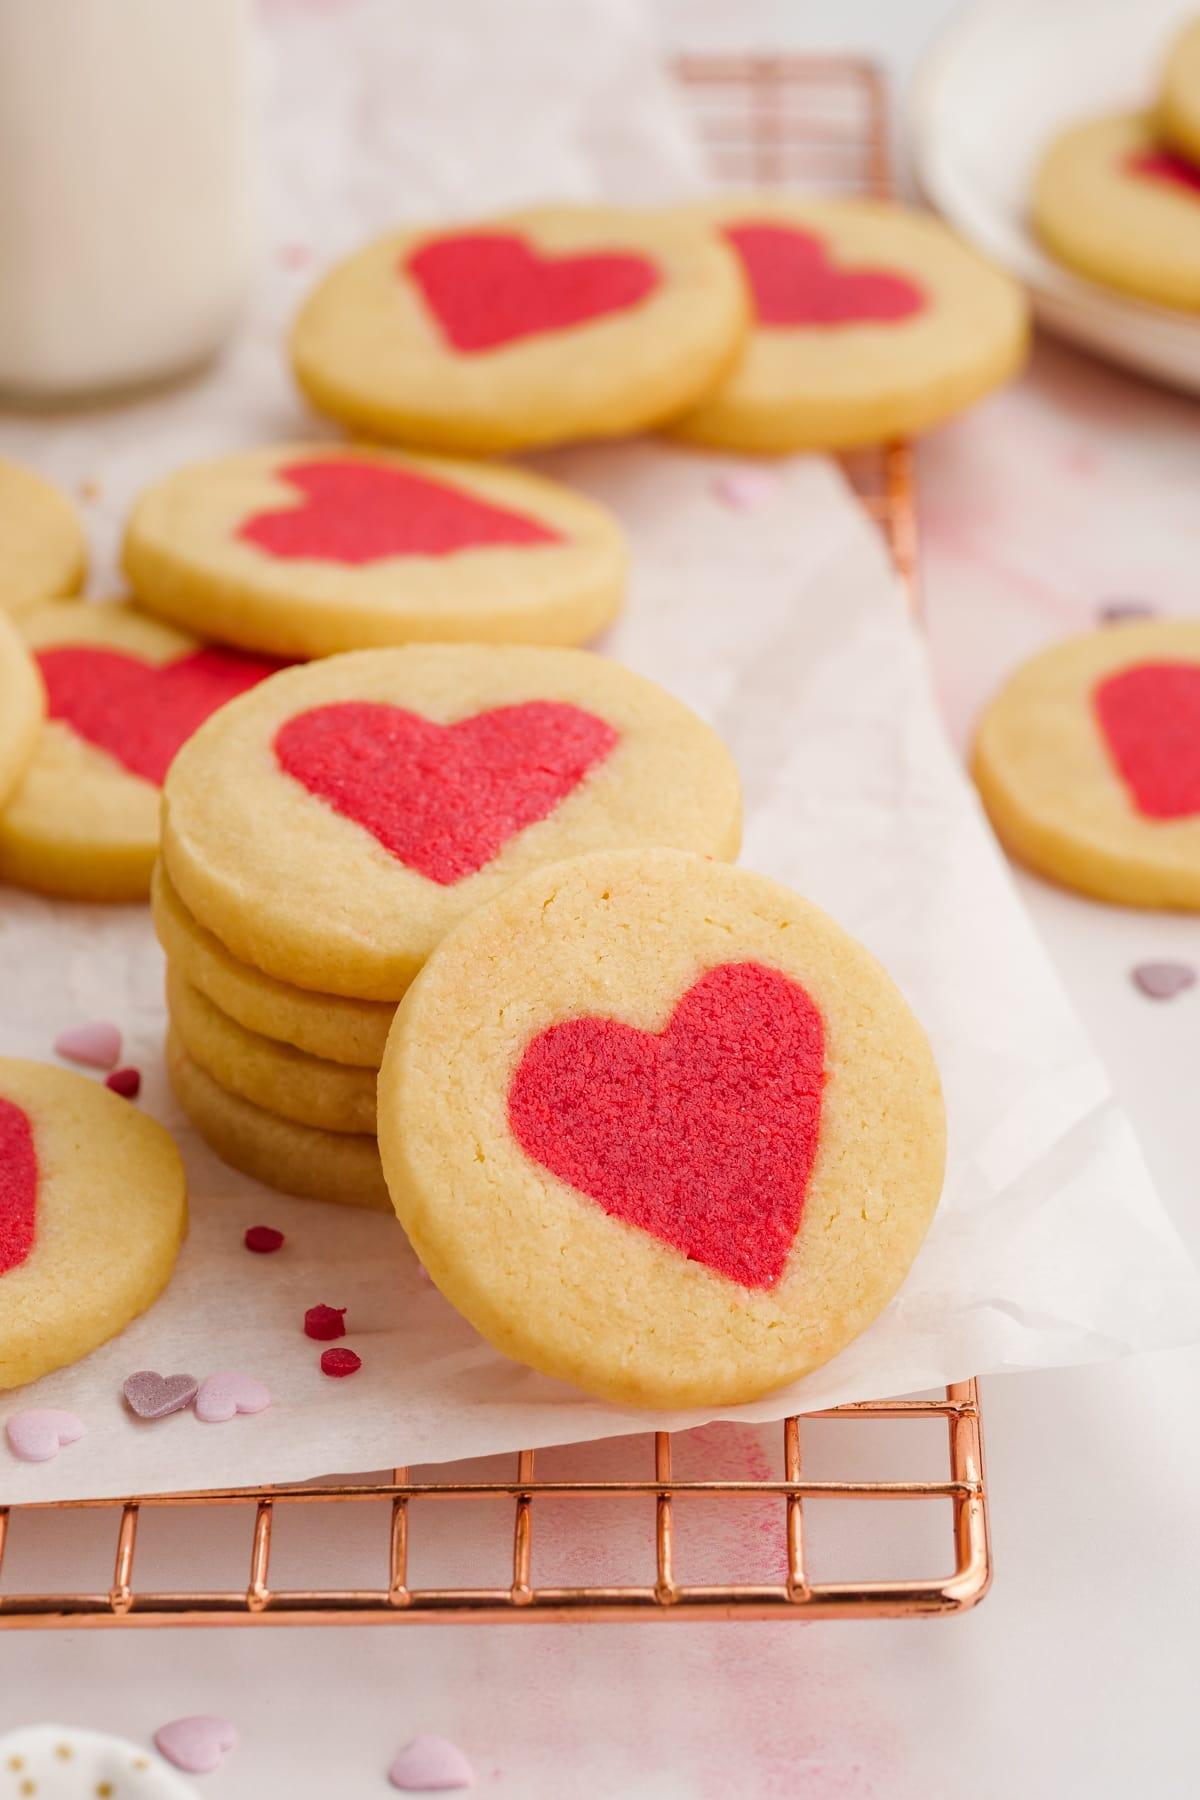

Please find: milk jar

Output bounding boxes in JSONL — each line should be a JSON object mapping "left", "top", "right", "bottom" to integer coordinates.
{"left": 0, "top": 0, "right": 254, "bottom": 398}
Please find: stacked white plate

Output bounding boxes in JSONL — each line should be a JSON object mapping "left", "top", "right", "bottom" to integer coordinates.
{"left": 910, "top": 0, "right": 1200, "bottom": 393}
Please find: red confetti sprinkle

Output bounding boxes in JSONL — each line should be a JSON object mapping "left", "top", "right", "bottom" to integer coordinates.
{"left": 245, "top": 1225, "right": 285, "bottom": 1254}
{"left": 304, "top": 1303, "right": 347, "bottom": 1341}
{"left": 105, "top": 1067, "right": 141, "bottom": 1099}
{"left": 320, "top": 1347, "right": 361, "bottom": 1378}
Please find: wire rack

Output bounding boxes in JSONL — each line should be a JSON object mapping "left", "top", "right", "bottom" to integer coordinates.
{"left": 0, "top": 56, "right": 987, "bottom": 1629}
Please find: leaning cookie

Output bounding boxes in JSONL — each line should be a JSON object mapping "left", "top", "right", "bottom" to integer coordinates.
{"left": 973, "top": 620, "right": 1200, "bottom": 908}
{"left": 0, "top": 599, "right": 283, "bottom": 901}
{"left": 378, "top": 848, "right": 945, "bottom": 1408}
{"left": 1032, "top": 113, "right": 1200, "bottom": 310}
{"left": 0, "top": 1058, "right": 187, "bottom": 1389}
{"left": 0, "top": 459, "right": 87, "bottom": 615}
{"left": 670, "top": 196, "right": 1028, "bottom": 451}
{"left": 0, "top": 611, "right": 44, "bottom": 811}
{"left": 290, "top": 205, "right": 750, "bottom": 453}
{"left": 122, "top": 442, "right": 627, "bottom": 658}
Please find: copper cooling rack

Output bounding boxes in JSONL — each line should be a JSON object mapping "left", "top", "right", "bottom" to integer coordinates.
{"left": 0, "top": 55, "right": 988, "bottom": 1629}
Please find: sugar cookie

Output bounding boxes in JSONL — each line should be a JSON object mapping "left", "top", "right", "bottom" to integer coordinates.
{"left": 123, "top": 442, "right": 627, "bottom": 658}
{"left": 166, "top": 968, "right": 377, "bottom": 1134}
{"left": 161, "top": 645, "right": 742, "bottom": 1000}
{"left": 377, "top": 848, "right": 945, "bottom": 1408}
{"left": 290, "top": 206, "right": 749, "bottom": 452}
{"left": 0, "top": 599, "right": 283, "bottom": 901}
{"left": 0, "top": 611, "right": 44, "bottom": 810}
{"left": 167, "top": 1032, "right": 389, "bottom": 1212}
{"left": 1032, "top": 112, "right": 1200, "bottom": 310}
{"left": 1160, "top": 18, "right": 1200, "bottom": 164}
{"left": 670, "top": 196, "right": 1028, "bottom": 451}
{"left": 152, "top": 865, "right": 393, "bottom": 1067}
{"left": 0, "top": 459, "right": 87, "bottom": 615}
{"left": 0, "top": 1057, "right": 187, "bottom": 1389}
{"left": 974, "top": 620, "right": 1200, "bottom": 907}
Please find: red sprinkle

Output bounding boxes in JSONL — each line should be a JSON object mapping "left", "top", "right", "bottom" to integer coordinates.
{"left": 245, "top": 1225, "right": 285, "bottom": 1254}
{"left": 105, "top": 1067, "right": 141, "bottom": 1099}
{"left": 304, "top": 1304, "right": 347, "bottom": 1341}
{"left": 320, "top": 1347, "right": 361, "bottom": 1378}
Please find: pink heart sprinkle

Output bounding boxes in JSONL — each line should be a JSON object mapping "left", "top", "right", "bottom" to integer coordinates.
{"left": 54, "top": 1020, "right": 121, "bottom": 1069}
{"left": 1131, "top": 960, "right": 1196, "bottom": 1000}
{"left": 195, "top": 1371, "right": 271, "bottom": 1424}
{"left": 6, "top": 1408, "right": 87, "bottom": 1463}
{"left": 711, "top": 468, "right": 779, "bottom": 511}
{"left": 388, "top": 1735, "right": 475, "bottom": 1792}
{"left": 123, "top": 1370, "right": 199, "bottom": 1420}
{"left": 154, "top": 1715, "right": 238, "bottom": 1774}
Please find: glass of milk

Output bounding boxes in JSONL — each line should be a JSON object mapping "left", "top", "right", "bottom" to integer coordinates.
{"left": 0, "top": 0, "right": 254, "bottom": 399}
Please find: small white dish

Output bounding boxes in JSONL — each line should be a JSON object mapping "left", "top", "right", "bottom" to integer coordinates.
{"left": 909, "top": 0, "right": 1200, "bottom": 393}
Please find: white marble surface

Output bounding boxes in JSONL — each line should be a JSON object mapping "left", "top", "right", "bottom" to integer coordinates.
{"left": 2, "top": 2, "right": 1198, "bottom": 1796}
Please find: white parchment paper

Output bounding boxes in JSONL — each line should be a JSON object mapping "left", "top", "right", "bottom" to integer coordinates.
{"left": 2, "top": 0, "right": 1199, "bottom": 1502}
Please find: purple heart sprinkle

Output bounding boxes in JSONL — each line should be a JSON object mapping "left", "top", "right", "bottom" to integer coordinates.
{"left": 1131, "top": 960, "right": 1196, "bottom": 1000}
{"left": 123, "top": 1371, "right": 199, "bottom": 1420}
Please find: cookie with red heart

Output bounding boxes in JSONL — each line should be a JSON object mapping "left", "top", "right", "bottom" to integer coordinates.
{"left": 1033, "top": 112, "right": 1200, "bottom": 310}
{"left": 122, "top": 441, "right": 627, "bottom": 658}
{"left": 0, "top": 1058, "right": 186, "bottom": 1389}
{"left": 0, "top": 599, "right": 284, "bottom": 901}
{"left": 0, "top": 458, "right": 86, "bottom": 616}
{"left": 289, "top": 206, "right": 749, "bottom": 453}
{"left": 0, "top": 611, "right": 44, "bottom": 811}
{"left": 377, "top": 848, "right": 945, "bottom": 1407}
{"left": 671, "top": 196, "right": 1028, "bottom": 451}
{"left": 161, "top": 645, "right": 742, "bottom": 1001}
{"left": 974, "top": 620, "right": 1200, "bottom": 907}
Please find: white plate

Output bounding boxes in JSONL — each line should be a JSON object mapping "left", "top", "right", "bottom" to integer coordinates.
{"left": 909, "top": 0, "right": 1200, "bottom": 393}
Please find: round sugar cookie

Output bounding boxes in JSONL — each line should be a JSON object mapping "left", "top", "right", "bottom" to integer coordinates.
{"left": 152, "top": 865, "right": 393, "bottom": 1068}
{"left": 0, "top": 599, "right": 284, "bottom": 901}
{"left": 973, "top": 620, "right": 1200, "bottom": 908}
{"left": 670, "top": 196, "right": 1028, "bottom": 451}
{"left": 1160, "top": 19, "right": 1200, "bottom": 164}
{"left": 0, "top": 1057, "right": 187, "bottom": 1389}
{"left": 0, "top": 459, "right": 87, "bottom": 615}
{"left": 0, "top": 611, "right": 44, "bottom": 810}
{"left": 122, "top": 441, "right": 627, "bottom": 658}
{"left": 377, "top": 848, "right": 945, "bottom": 1408}
{"left": 167, "top": 1032, "right": 390, "bottom": 1212}
{"left": 167, "top": 968, "right": 377, "bottom": 1134}
{"left": 290, "top": 205, "right": 750, "bottom": 453}
{"left": 161, "top": 645, "right": 743, "bottom": 1001}
{"left": 1032, "top": 113, "right": 1200, "bottom": 310}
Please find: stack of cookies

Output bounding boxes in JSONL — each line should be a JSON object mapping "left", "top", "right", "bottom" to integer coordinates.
{"left": 155, "top": 642, "right": 742, "bottom": 1209}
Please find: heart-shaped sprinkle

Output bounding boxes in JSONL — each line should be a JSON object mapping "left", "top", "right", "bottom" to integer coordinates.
{"left": 321, "top": 1347, "right": 362, "bottom": 1377}
{"left": 407, "top": 231, "right": 659, "bottom": 352}
{"left": 274, "top": 700, "right": 618, "bottom": 885}
{"left": 711, "top": 468, "right": 779, "bottom": 511}
{"left": 1098, "top": 599, "right": 1158, "bottom": 625}
{"left": 0, "top": 1097, "right": 37, "bottom": 1277}
{"left": 153, "top": 1716, "right": 238, "bottom": 1775}
{"left": 123, "top": 1370, "right": 200, "bottom": 1420}
{"left": 195, "top": 1371, "right": 271, "bottom": 1424}
{"left": 54, "top": 1020, "right": 122, "bottom": 1068}
{"left": 509, "top": 961, "right": 825, "bottom": 1289}
{"left": 726, "top": 222, "right": 925, "bottom": 327}
{"left": 1094, "top": 662, "right": 1200, "bottom": 818}
{"left": 304, "top": 1303, "right": 347, "bottom": 1341}
{"left": 106, "top": 1066, "right": 142, "bottom": 1099}
{"left": 6, "top": 1408, "right": 86, "bottom": 1463}
{"left": 238, "top": 458, "right": 560, "bottom": 565}
{"left": 388, "top": 1735, "right": 475, "bottom": 1792}
{"left": 1131, "top": 960, "right": 1196, "bottom": 1000}
{"left": 245, "top": 1224, "right": 285, "bottom": 1253}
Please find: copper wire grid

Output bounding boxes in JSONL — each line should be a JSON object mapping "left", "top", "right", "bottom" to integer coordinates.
{"left": 0, "top": 56, "right": 987, "bottom": 1628}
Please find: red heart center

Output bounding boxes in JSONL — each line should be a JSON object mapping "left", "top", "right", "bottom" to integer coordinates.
{"left": 1126, "top": 148, "right": 1200, "bottom": 198}
{"left": 405, "top": 232, "right": 661, "bottom": 353}
{"left": 0, "top": 1098, "right": 37, "bottom": 1277}
{"left": 725, "top": 222, "right": 926, "bottom": 326}
{"left": 508, "top": 962, "right": 825, "bottom": 1289}
{"left": 274, "top": 700, "right": 618, "bottom": 885}
{"left": 238, "top": 459, "right": 560, "bottom": 564}
{"left": 37, "top": 644, "right": 286, "bottom": 787}
{"left": 1094, "top": 661, "right": 1200, "bottom": 818}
